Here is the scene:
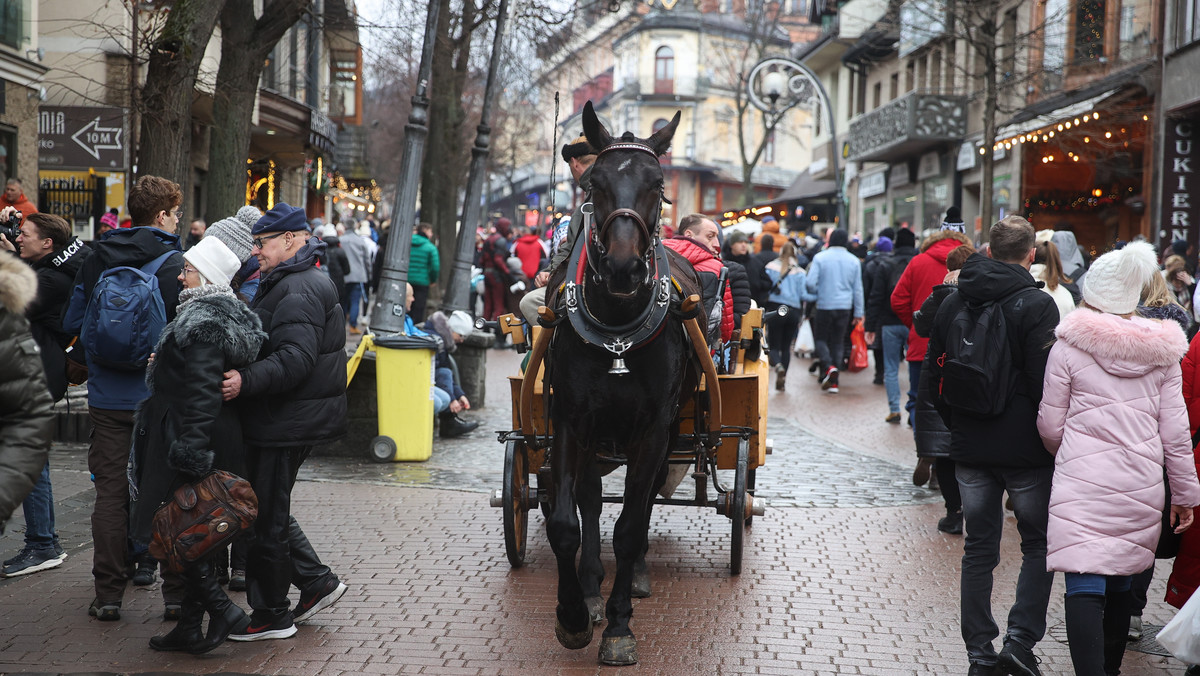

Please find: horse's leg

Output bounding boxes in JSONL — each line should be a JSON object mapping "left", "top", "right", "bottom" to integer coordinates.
{"left": 546, "top": 426, "right": 593, "bottom": 649}
{"left": 598, "top": 433, "right": 669, "bottom": 665}
{"left": 632, "top": 457, "right": 669, "bottom": 599}
{"left": 577, "top": 460, "right": 606, "bottom": 624}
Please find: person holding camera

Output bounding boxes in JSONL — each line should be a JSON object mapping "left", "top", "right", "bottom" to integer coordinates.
{"left": 0, "top": 208, "right": 91, "bottom": 577}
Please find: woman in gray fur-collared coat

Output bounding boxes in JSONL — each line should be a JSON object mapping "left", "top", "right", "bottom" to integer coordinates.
{"left": 128, "top": 236, "right": 265, "bottom": 655}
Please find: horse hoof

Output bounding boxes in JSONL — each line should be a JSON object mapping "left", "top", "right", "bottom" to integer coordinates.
{"left": 585, "top": 596, "right": 605, "bottom": 624}
{"left": 598, "top": 635, "right": 638, "bottom": 665}
{"left": 555, "top": 618, "right": 594, "bottom": 650}
{"left": 631, "top": 570, "right": 651, "bottom": 598}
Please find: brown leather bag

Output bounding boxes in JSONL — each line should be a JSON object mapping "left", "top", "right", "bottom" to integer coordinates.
{"left": 149, "top": 470, "right": 258, "bottom": 573}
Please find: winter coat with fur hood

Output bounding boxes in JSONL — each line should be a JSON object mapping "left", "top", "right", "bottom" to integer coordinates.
{"left": 128, "top": 291, "right": 266, "bottom": 547}
{"left": 1037, "top": 308, "right": 1200, "bottom": 576}
{"left": 0, "top": 254, "right": 53, "bottom": 530}
{"left": 890, "top": 230, "right": 971, "bottom": 362}
{"left": 1166, "top": 332, "right": 1200, "bottom": 608}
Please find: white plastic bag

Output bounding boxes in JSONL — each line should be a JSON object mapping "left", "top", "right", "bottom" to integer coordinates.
{"left": 1157, "top": 587, "right": 1200, "bottom": 663}
{"left": 795, "top": 318, "right": 815, "bottom": 354}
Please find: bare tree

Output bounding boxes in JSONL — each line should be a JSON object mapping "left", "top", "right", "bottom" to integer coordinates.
{"left": 137, "top": 0, "right": 225, "bottom": 188}
{"left": 203, "top": 0, "right": 312, "bottom": 222}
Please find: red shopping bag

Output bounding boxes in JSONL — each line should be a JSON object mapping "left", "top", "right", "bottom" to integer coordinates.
{"left": 848, "top": 320, "right": 869, "bottom": 372}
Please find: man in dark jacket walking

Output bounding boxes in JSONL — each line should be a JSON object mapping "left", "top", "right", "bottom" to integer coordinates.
{"left": 220, "top": 203, "right": 348, "bottom": 641}
{"left": 0, "top": 211, "right": 90, "bottom": 576}
{"left": 62, "top": 175, "right": 184, "bottom": 620}
{"left": 926, "top": 215, "right": 1059, "bottom": 676}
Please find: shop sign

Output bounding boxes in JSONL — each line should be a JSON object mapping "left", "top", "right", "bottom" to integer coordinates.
{"left": 859, "top": 171, "right": 886, "bottom": 198}
{"left": 1162, "top": 118, "right": 1200, "bottom": 249}
{"left": 308, "top": 109, "right": 338, "bottom": 155}
{"left": 38, "top": 107, "right": 126, "bottom": 169}
{"left": 890, "top": 163, "right": 911, "bottom": 187}
{"left": 917, "top": 152, "right": 942, "bottom": 181}
{"left": 956, "top": 142, "right": 977, "bottom": 171}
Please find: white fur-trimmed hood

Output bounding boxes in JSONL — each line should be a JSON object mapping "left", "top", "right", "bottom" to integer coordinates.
{"left": 0, "top": 253, "right": 37, "bottom": 314}
{"left": 1055, "top": 306, "right": 1188, "bottom": 375}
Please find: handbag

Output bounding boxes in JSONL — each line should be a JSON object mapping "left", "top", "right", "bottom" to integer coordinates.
{"left": 847, "top": 320, "right": 869, "bottom": 372}
{"left": 149, "top": 470, "right": 258, "bottom": 573}
{"left": 1158, "top": 582, "right": 1200, "bottom": 663}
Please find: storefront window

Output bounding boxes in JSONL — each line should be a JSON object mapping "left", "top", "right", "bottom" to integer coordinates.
{"left": 923, "top": 179, "right": 950, "bottom": 231}
{"left": 892, "top": 194, "right": 917, "bottom": 231}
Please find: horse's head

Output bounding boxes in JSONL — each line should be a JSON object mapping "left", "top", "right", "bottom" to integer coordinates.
{"left": 581, "top": 101, "right": 680, "bottom": 298}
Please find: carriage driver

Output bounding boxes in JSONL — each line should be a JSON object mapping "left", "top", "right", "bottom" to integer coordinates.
{"left": 518, "top": 136, "right": 598, "bottom": 327}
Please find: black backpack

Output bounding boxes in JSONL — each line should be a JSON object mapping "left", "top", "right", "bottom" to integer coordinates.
{"left": 938, "top": 289, "right": 1031, "bottom": 417}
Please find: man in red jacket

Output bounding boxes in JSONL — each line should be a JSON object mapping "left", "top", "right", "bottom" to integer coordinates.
{"left": 1, "top": 178, "right": 38, "bottom": 219}
{"left": 664, "top": 214, "right": 734, "bottom": 344}
{"left": 890, "top": 227, "right": 971, "bottom": 431}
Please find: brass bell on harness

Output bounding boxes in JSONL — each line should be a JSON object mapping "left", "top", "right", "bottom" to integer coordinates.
{"left": 609, "top": 358, "right": 630, "bottom": 375}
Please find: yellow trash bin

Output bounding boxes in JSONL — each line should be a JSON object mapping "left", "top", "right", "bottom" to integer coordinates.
{"left": 370, "top": 334, "right": 438, "bottom": 462}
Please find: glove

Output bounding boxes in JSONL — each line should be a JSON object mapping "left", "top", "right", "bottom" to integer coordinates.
{"left": 167, "top": 441, "right": 214, "bottom": 479}
{"left": 509, "top": 281, "right": 526, "bottom": 293}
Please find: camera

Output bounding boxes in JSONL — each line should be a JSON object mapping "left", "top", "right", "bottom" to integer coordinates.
{"left": 0, "top": 210, "right": 20, "bottom": 244}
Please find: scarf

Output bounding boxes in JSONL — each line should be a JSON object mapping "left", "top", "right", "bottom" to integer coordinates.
{"left": 178, "top": 283, "right": 236, "bottom": 308}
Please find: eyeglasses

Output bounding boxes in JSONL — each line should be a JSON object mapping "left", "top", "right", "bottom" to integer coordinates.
{"left": 169, "top": 208, "right": 183, "bottom": 219}
{"left": 253, "top": 231, "right": 287, "bottom": 249}
{"left": 182, "top": 265, "right": 199, "bottom": 275}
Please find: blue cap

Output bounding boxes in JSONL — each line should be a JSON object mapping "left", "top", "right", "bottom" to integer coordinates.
{"left": 251, "top": 203, "right": 308, "bottom": 235}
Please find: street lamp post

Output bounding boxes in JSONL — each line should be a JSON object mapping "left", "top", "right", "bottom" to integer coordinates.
{"left": 443, "top": 0, "right": 511, "bottom": 314}
{"left": 744, "top": 56, "right": 846, "bottom": 230}
{"left": 367, "top": 0, "right": 442, "bottom": 336}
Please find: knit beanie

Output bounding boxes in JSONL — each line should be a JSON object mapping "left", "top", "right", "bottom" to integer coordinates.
{"left": 447, "top": 310, "right": 474, "bottom": 337}
{"left": 184, "top": 236, "right": 241, "bottom": 286}
{"left": 204, "top": 206, "right": 259, "bottom": 264}
{"left": 895, "top": 228, "right": 917, "bottom": 249}
{"left": 875, "top": 236, "right": 893, "bottom": 253}
{"left": 941, "top": 206, "right": 965, "bottom": 233}
{"left": 1082, "top": 240, "right": 1159, "bottom": 315}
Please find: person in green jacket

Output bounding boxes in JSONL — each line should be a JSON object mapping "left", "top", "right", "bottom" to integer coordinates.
{"left": 409, "top": 223, "right": 440, "bottom": 322}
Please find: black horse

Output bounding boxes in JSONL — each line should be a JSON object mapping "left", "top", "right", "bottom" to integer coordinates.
{"left": 544, "top": 101, "right": 698, "bottom": 665}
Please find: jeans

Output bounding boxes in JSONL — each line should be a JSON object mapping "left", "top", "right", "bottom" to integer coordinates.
{"left": 244, "top": 444, "right": 333, "bottom": 619}
{"left": 88, "top": 407, "right": 134, "bottom": 602}
{"left": 433, "top": 386, "right": 451, "bottom": 414}
{"left": 346, "top": 282, "right": 366, "bottom": 327}
{"left": 1064, "top": 573, "right": 1132, "bottom": 597}
{"left": 766, "top": 302, "right": 802, "bottom": 372}
{"left": 906, "top": 361, "right": 921, "bottom": 427}
{"left": 21, "top": 461, "right": 58, "bottom": 552}
{"left": 410, "top": 283, "right": 430, "bottom": 323}
{"left": 813, "top": 308, "right": 852, "bottom": 372}
{"left": 881, "top": 325, "right": 908, "bottom": 414}
{"left": 957, "top": 462, "right": 1054, "bottom": 664}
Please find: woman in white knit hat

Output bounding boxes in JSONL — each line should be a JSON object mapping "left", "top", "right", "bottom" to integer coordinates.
{"left": 128, "top": 234, "right": 267, "bottom": 654}
{"left": 1036, "top": 241, "right": 1200, "bottom": 674}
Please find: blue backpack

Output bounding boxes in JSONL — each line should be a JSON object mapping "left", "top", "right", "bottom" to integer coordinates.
{"left": 81, "top": 251, "right": 175, "bottom": 370}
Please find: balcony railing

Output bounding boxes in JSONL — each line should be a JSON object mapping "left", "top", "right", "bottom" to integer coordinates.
{"left": 847, "top": 91, "right": 967, "bottom": 162}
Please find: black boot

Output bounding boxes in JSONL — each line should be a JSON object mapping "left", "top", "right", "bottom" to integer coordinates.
{"left": 439, "top": 411, "right": 479, "bottom": 438}
{"left": 189, "top": 560, "right": 250, "bottom": 655}
{"left": 1065, "top": 593, "right": 1106, "bottom": 675}
{"left": 1103, "top": 588, "right": 1134, "bottom": 675}
{"left": 149, "top": 597, "right": 204, "bottom": 651}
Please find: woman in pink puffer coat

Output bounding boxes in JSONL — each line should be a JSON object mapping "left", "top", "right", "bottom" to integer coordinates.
{"left": 1037, "top": 241, "right": 1200, "bottom": 676}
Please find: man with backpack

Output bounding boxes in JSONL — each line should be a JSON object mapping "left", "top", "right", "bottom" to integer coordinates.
{"left": 61, "top": 175, "right": 184, "bottom": 620}
{"left": 926, "top": 215, "right": 1060, "bottom": 676}
{"left": 865, "top": 228, "right": 917, "bottom": 423}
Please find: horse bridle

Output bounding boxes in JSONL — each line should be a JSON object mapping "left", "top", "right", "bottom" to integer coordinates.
{"left": 588, "top": 141, "right": 671, "bottom": 263}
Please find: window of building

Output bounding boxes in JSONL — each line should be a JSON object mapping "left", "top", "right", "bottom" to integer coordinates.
{"left": 1001, "top": 9, "right": 1018, "bottom": 78}
{"left": 0, "top": 0, "right": 26, "bottom": 49}
{"left": 1175, "top": 0, "right": 1200, "bottom": 49}
{"left": 873, "top": 81, "right": 882, "bottom": 109}
{"left": 655, "top": 47, "right": 675, "bottom": 95}
{"left": 1118, "top": 0, "right": 1151, "bottom": 62}
{"left": 264, "top": 46, "right": 279, "bottom": 90}
{"left": 702, "top": 186, "right": 718, "bottom": 212}
{"left": 930, "top": 50, "right": 943, "bottom": 93}
{"left": 1043, "top": 0, "right": 1068, "bottom": 91}
{"left": 0, "top": 126, "right": 15, "bottom": 184}
{"left": 1073, "top": 0, "right": 1107, "bottom": 63}
{"left": 652, "top": 118, "right": 672, "bottom": 160}
{"left": 904, "top": 61, "right": 915, "bottom": 93}
{"left": 288, "top": 29, "right": 299, "bottom": 98}
{"left": 889, "top": 72, "right": 899, "bottom": 100}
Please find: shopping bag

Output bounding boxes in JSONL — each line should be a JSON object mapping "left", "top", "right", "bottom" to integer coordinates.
{"left": 847, "top": 320, "right": 869, "bottom": 372}
{"left": 795, "top": 319, "right": 814, "bottom": 354}
{"left": 1157, "top": 586, "right": 1200, "bottom": 663}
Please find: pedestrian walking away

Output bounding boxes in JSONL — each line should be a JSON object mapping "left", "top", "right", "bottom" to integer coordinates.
{"left": 805, "top": 229, "right": 864, "bottom": 394}
{"left": 220, "top": 203, "right": 348, "bottom": 642}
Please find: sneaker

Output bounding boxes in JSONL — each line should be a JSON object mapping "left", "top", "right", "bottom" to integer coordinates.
{"left": 132, "top": 562, "right": 157, "bottom": 586}
{"left": 820, "top": 367, "right": 838, "bottom": 393}
{"left": 885, "top": 412, "right": 901, "bottom": 424}
{"left": 3, "top": 548, "right": 64, "bottom": 577}
{"left": 294, "top": 577, "right": 348, "bottom": 623}
{"left": 88, "top": 598, "right": 122, "bottom": 621}
{"left": 1128, "top": 615, "right": 1143, "bottom": 641}
{"left": 997, "top": 640, "right": 1042, "bottom": 676}
{"left": 229, "top": 569, "right": 247, "bottom": 592}
{"left": 228, "top": 612, "right": 297, "bottom": 641}
{"left": 938, "top": 510, "right": 964, "bottom": 535}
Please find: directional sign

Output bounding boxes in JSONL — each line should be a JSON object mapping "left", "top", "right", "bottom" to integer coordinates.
{"left": 39, "top": 106, "right": 127, "bottom": 170}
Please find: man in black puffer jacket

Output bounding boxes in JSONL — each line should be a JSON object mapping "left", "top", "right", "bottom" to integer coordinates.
{"left": 220, "top": 203, "right": 348, "bottom": 641}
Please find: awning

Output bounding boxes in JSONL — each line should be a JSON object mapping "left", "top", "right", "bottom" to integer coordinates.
{"left": 995, "top": 63, "right": 1153, "bottom": 142}
{"left": 775, "top": 168, "right": 837, "bottom": 203}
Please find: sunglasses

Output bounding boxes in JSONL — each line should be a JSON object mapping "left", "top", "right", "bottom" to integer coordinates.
{"left": 253, "top": 231, "right": 287, "bottom": 249}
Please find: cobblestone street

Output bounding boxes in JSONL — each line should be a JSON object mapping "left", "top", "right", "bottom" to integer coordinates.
{"left": 0, "top": 348, "right": 1192, "bottom": 674}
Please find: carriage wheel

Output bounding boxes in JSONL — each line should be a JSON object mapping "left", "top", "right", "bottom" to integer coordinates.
{"left": 503, "top": 439, "right": 530, "bottom": 567}
{"left": 729, "top": 438, "right": 748, "bottom": 576}
{"left": 744, "top": 468, "right": 757, "bottom": 527}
